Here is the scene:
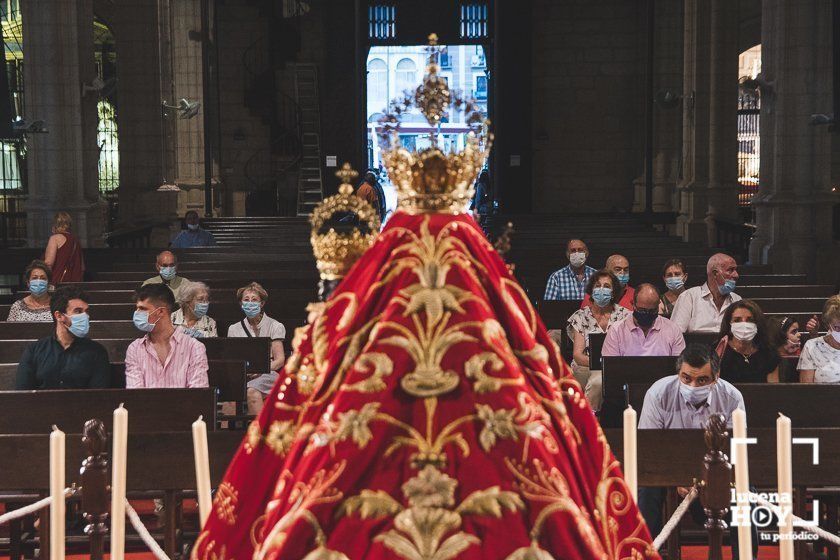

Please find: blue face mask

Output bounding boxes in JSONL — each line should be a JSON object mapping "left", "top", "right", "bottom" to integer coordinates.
{"left": 66, "top": 313, "right": 90, "bottom": 338}
{"left": 29, "top": 279, "right": 48, "bottom": 296}
{"left": 591, "top": 287, "right": 613, "bottom": 308}
{"left": 718, "top": 278, "right": 737, "bottom": 296}
{"left": 159, "top": 266, "right": 177, "bottom": 281}
{"left": 241, "top": 301, "right": 262, "bottom": 318}
{"left": 665, "top": 277, "right": 685, "bottom": 291}
{"left": 133, "top": 309, "right": 158, "bottom": 333}
{"left": 193, "top": 302, "right": 209, "bottom": 318}
{"left": 187, "top": 223, "right": 200, "bottom": 231}
{"left": 679, "top": 382, "right": 712, "bottom": 406}
{"left": 616, "top": 273, "right": 630, "bottom": 287}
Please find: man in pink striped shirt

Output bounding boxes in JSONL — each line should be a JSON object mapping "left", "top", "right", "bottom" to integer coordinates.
{"left": 125, "top": 283, "right": 209, "bottom": 388}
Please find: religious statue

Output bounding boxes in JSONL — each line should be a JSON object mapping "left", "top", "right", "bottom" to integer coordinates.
{"left": 191, "top": 35, "right": 657, "bottom": 560}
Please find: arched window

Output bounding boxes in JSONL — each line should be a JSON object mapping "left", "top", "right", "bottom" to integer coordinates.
{"left": 367, "top": 58, "right": 387, "bottom": 106}
{"left": 395, "top": 58, "right": 417, "bottom": 93}
{"left": 94, "top": 18, "right": 119, "bottom": 198}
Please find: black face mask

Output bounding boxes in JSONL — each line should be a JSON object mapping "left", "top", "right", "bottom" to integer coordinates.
{"left": 633, "top": 309, "right": 658, "bottom": 328}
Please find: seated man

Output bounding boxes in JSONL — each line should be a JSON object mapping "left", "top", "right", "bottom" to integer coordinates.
{"left": 544, "top": 238, "right": 596, "bottom": 301}
{"left": 171, "top": 210, "right": 217, "bottom": 249}
{"left": 602, "top": 283, "right": 685, "bottom": 357}
{"left": 670, "top": 252, "right": 741, "bottom": 333}
{"left": 125, "top": 283, "right": 208, "bottom": 388}
{"left": 142, "top": 250, "right": 191, "bottom": 302}
{"left": 16, "top": 286, "right": 110, "bottom": 389}
{"left": 638, "top": 343, "right": 757, "bottom": 559}
{"left": 581, "top": 254, "right": 635, "bottom": 309}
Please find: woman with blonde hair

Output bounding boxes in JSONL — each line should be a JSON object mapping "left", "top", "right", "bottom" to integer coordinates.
{"left": 798, "top": 295, "right": 840, "bottom": 383}
{"left": 44, "top": 211, "right": 85, "bottom": 283}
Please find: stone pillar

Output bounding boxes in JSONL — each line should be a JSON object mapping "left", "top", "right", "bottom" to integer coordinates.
{"left": 676, "top": 0, "right": 711, "bottom": 242}
{"left": 23, "top": 0, "right": 107, "bottom": 248}
{"left": 750, "top": 0, "right": 836, "bottom": 282}
{"left": 704, "top": 0, "right": 740, "bottom": 245}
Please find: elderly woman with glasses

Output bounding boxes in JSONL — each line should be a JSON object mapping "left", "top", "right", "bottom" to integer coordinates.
{"left": 172, "top": 281, "right": 217, "bottom": 338}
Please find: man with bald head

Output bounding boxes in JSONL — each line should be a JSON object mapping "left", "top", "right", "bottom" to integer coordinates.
{"left": 544, "top": 239, "right": 596, "bottom": 300}
{"left": 670, "top": 252, "right": 741, "bottom": 333}
{"left": 580, "top": 254, "right": 636, "bottom": 310}
{"left": 602, "top": 284, "right": 685, "bottom": 357}
{"left": 141, "top": 250, "right": 192, "bottom": 302}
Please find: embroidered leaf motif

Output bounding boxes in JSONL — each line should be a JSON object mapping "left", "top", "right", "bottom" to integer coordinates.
{"left": 456, "top": 486, "right": 524, "bottom": 518}
{"left": 301, "top": 547, "right": 350, "bottom": 560}
{"left": 476, "top": 404, "right": 518, "bottom": 452}
{"left": 264, "top": 420, "right": 296, "bottom": 456}
{"left": 504, "top": 544, "right": 555, "bottom": 560}
{"left": 338, "top": 490, "right": 403, "bottom": 519}
{"left": 344, "top": 353, "right": 393, "bottom": 393}
{"left": 335, "top": 402, "right": 380, "bottom": 448}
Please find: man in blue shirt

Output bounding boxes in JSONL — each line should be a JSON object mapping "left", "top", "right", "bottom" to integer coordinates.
{"left": 171, "top": 210, "right": 216, "bottom": 248}
{"left": 544, "top": 238, "right": 596, "bottom": 300}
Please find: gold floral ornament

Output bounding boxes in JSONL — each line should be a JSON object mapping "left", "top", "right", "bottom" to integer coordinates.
{"left": 310, "top": 163, "right": 380, "bottom": 281}
{"left": 377, "top": 33, "right": 493, "bottom": 214}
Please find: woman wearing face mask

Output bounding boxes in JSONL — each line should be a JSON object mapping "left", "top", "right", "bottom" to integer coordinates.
{"left": 172, "top": 282, "right": 217, "bottom": 338}
{"left": 7, "top": 260, "right": 53, "bottom": 322}
{"left": 227, "top": 282, "right": 286, "bottom": 415}
{"left": 798, "top": 296, "right": 840, "bottom": 383}
{"left": 566, "top": 270, "right": 631, "bottom": 389}
{"left": 658, "top": 258, "right": 687, "bottom": 318}
{"left": 775, "top": 316, "right": 802, "bottom": 358}
{"left": 716, "top": 300, "right": 780, "bottom": 383}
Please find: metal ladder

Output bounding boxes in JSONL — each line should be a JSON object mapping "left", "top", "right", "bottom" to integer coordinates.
{"left": 294, "top": 63, "right": 324, "bottom": 216}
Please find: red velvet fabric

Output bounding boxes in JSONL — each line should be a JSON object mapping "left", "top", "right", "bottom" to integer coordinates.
{"left": 193, "top": 212, "right": 657, "bottom": 560}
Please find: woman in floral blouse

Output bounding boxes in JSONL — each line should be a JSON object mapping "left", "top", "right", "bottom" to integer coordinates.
{"left": 798, "top": 295, "right": 840, "bottom": 383}
{"left": 566, "top": 269, "right": 631, "bottom": 408}
{"left": 7, "top": 260, "right": 53, "bottom": 322}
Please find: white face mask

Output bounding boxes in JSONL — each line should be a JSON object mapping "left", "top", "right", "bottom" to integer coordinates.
{"left": 731, "top": 321, "right": 758, "bottom": 342}
{"left": 569, "top": 252, "right": 586, "bottom": 268}
{"left": 679, "top": 382, "right": 712, "bottom": 406}
{"left": 831, "top": 330, "right": 840, "bottom": 344}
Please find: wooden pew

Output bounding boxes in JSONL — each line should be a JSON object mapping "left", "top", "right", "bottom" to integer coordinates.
{"left": 536, "top": 300, "right": 582, "bottom": 330}
{"left": 0, "top": 320, "right": 139, "bottom": 339}
{"left": 0, "top": 337, "right": 270, "bottom": 374}
{"left": 0, "top": 389, "right": 217, "bottom": 434}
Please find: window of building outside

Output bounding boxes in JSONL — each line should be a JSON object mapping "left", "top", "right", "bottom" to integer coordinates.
{"left": 366, "top": 44, "right": 488, "bottom": 221}
{"left": 0, "top": 0, "right": 26, "bottom": 245}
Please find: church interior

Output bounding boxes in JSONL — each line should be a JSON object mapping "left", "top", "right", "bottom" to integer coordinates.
{"left": 1, "top": 0, "right": 840, "bottom": 559}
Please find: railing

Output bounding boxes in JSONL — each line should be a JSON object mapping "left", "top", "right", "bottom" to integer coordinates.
{"left": 715, "top": 219, "right": 756, "bottom": 264}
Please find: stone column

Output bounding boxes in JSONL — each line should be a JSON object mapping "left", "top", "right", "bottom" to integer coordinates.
{"left": 23, "top": 0, "right": 106, "bottom": 248}
{"left": 750, "top": 0, "right": 836, "bottom": 282}
{"left": 704, "top": 0, "right": 740, "bottom": 244}
{"left": 676, "top": 0, "right": 711, "bottom": 242}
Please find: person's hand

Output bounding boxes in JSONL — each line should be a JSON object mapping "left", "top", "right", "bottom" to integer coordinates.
{"left": 806, "top": 315, "right": 819, "bottom": 332}
{"left": 677, "top": 486, "right": 690, "bottom": 498}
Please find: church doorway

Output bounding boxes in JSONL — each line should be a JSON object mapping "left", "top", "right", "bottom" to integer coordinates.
{"left": 365, "top": 43, "right": 489, "bottom": 217}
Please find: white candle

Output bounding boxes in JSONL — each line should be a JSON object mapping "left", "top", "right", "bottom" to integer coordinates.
{"left": 192, "top": 416, "right": 212, "bottom": 527}
{"left": 111, "top": 405, "right": 128, "bottom": 560}
{"left": 777, "top": 414, "right": 793, "bottom": 560}
{"left": 49, "top": 426, "right": 65, "bottom": 560}
{"left": 623, "top": 405, "right": 637, "bottom": 500}
{"left": 732, "top": 409, "right": 752, "bottom": 560}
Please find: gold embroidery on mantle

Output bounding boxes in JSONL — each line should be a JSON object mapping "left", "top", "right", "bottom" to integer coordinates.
{"left": 307, "top": 402, "right": 381, "bottom": 455}
{"left": 465, "top": 352, "right": 523, "bottom": 394}
{"left": 213, "top": 482, "right": 238, "bottom": 526}
{"left": 343, "top": 352, "right": 393, "bottom": 393}
{"left": 339, "top": 465, "right": 523, "bottom": 560}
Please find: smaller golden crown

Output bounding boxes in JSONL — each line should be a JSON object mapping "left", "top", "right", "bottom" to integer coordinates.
{"left": 378, "top": 34, "right": 493, "bottom": 214}
{"left": 310, "top": 163, "right": 380, "bottom": 281}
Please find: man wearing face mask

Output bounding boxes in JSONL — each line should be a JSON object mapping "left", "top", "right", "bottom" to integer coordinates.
{"left": 670, "top": 253, "right": 741, "bottom": 333}
{"left": 637, "top": 344, "right": 757, "bottom": 559}
{"left": 125, "top": 283, "right": 209, "bottom": 388}
{"left": 142, "top": 250, "right": 192, "bottom": 302}
{"left": 544, "top": 239, "right": 596, "bottom": 300}
{"left": 580, "top": 254, "right": 635, "bottom": 310}
{"left": 171, "top": 210, "right": 217, "bottom": 249}
{"left": 601, "top": 284, "right": 685, "bottom": 358}
{"left": 15, "top": 286, "right": 110, "bottom": 389}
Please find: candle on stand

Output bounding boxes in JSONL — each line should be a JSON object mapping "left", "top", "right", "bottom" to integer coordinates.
{"left": 731, "top": 408, "right": 752, "bottom": 560}
{"left": 777, "top": 414, "right": 794, "bottom": 560}
{"left": 192, "top": 415, "right": 212, "bottom": 527}
{"left": 623, "top": 405, "right": 637, "bottom": 500}
{"left": 50, "top": 426, "right": 65, "bottom": 560}
{"left": 111, "top": 405, "right": 128, "bottom": 560}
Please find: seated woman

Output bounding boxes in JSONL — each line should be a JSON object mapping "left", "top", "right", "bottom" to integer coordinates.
{"left": 7, "top": 260, "right": 53, "bottom": 322}
{"left": 716, "top": 299, "right": 780, "bottom": 383}
{"left": 227, "top": 282, "right": 286, "bottom": 414}
{"left": 776, "top": 316, "right": 801, "bottom": 358}
{"left": 658, "top": 258, "right": 687, "bottom": 318}
{"left": 566, "top": 269, "right": 630, "bottom": 408}
{"left": 172, "top": 281, "right": 217, "bottom": 338}
{"left": 798, "top": 295, "right": 840, "bottom": 383}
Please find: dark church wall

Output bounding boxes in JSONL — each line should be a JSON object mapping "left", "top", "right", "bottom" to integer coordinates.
{"left": 531, "top": 0, "right": 646, "bottom": 214}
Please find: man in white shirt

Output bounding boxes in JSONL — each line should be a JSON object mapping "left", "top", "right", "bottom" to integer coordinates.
{"left": 670, "top": 253, "right": 742, "bottom": 333}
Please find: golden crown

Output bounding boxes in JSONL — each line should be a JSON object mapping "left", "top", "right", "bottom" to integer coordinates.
{"left": 378, "top": 34, "right": 493, "bottom": 214}
{"left": 310, "top": 163, "right": 380, "bottom": 280}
